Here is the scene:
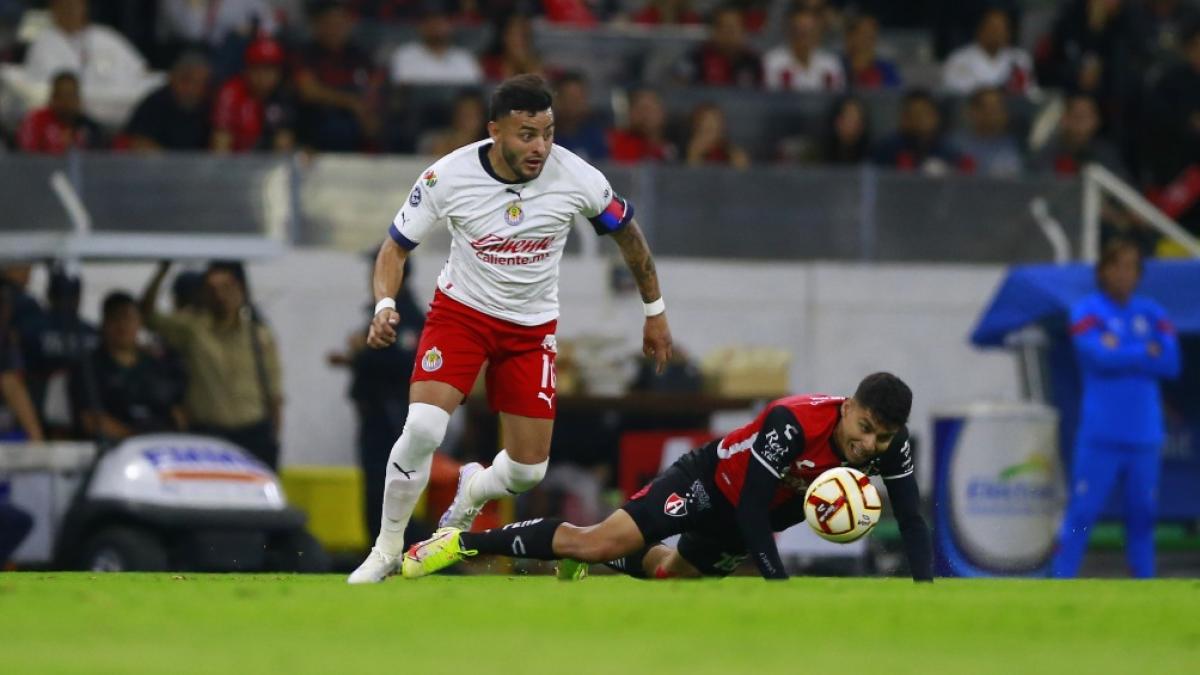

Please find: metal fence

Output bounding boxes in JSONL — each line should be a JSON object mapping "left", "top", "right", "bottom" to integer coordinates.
{"left": 1, "top": 152, "right": 1081, "bottom": 264}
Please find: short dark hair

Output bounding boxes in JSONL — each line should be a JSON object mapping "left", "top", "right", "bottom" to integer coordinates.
{"left": 489, "top": 74, "right": 553, "bottom": 121}
{"left": 102, "top": 291, "right": 137, "bottom": 322}
{"left": 854, "top": 372, "right": 912, "bottom": 429}
{"left": 51, "top": 70, "right": 79, "bottom": 90}
{"left": 968, "top": 86, "right": 1003, "bottom": 107}
{"left": 1097, "top": 237, "right": 1144, "bottom": 279}
{"left": 902, "top": 87, "right": 936, "bottom": 109}
{"left": 205, "top": 260, "right": 248, "bottom": 292}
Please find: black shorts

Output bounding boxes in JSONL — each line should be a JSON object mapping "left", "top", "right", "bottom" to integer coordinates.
{"left": 620, "top": 454, "right": 748, "bottom": 577}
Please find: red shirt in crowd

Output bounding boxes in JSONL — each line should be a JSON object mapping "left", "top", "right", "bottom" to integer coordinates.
{"left": 608, "top": 129, "right": 674, "bottom": 164}
{"left": 212, "top": 76, "right": 293, "bottom": 152}
{"left": 632, "top": 7, "right": 703, "bottom": 25}
{"left": 17, "top": 108, "right": 101, "bottom": 154}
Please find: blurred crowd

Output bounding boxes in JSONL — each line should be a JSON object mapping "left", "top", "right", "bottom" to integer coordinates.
{"left": 0, "top": 261, "right": 284, "bottom": 469}
{"left": 0, "top": 0, "right": 1199, "bottom": 236}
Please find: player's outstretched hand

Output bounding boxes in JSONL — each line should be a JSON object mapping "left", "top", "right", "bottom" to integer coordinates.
{"left": 368, "top": 308, "right": 400, "bottom": 349}
{"left": 644, "top": 314, "right": 673, "bottom": 374}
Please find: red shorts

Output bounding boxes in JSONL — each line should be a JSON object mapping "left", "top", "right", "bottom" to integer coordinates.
{"left": 411, "top": 290, "right": 558, "bottom": 419}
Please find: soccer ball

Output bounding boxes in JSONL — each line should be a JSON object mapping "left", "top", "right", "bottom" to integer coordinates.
{"left": 803, "top": 467, "right": 882, "bottom": 543}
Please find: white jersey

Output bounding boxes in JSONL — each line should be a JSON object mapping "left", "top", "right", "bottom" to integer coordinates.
{"left": 763, "top": 45, "right": 845, "bottom": 92}
{"left": 942, "top": 44, "right": 1038, "bottom": 96}
{"left": 389, "top": 140, "right": 633, "bottom": 325}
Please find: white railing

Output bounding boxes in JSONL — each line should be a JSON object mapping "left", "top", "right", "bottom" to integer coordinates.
{"left": 1081, "top": 163, "right": 1200, "bottom": 262}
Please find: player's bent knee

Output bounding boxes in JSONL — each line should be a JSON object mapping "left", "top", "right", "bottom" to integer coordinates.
{"left": 402, "top": 402, "right": 451, "bottom": 449}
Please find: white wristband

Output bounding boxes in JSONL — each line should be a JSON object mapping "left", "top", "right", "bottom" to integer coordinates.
{"left": 374, "top": 298, "right": 396, "bottom": 316}
{"left": 642, "top": 297, "right": 666, "bottom": 317}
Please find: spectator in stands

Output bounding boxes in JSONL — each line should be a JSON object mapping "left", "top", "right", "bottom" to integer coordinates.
{"left": 1032, "top": 93, "right": 1152, "bottom": 252}
{"left": 293, "top": 2, "right": 381, "bottom": 152}
{"left": 552, "top": 72, "right": 609, "bottom": 161}
{"left": 684, "top": 102, "right": 749, "bottom": 169}
{"left": 841, "top": 13, "right": 902, "bottom": 90}
{"left": 1142, "top": 21, "right": 1200, "bottom": 237}
{"left": 933, "top": 0, "right": 1022, "bottom": 60}
{"left": 608, "top": 88, "right": 676, "bottom": 164}
{"left": 1132, "top": 0, "right": 1200, "bottom": 64}
{"left": 417, "top": 91, "right": 487, "bottom": 155}
{"left": 23, "top": 0, "right": 155, "bottom": 123}
{"left": 872, "top": 89, "right": 969, "bottom": 175}
{"left": 124, "top": 52, "right": 212, "bottom": 152}
{"left": 479, "top": 13, "right": 542, "bottom": 81}
{"left": 1029, "top": 93, "right": 1124, "bottom": 177}
{"left": 16, "top": 72, "right": 103, "bottom": 154}
{"left": 764, "top": 5, "right": 845, "bottom": 92}
{"left": 952, "top": 87, "right": 1023, "bottom": 177}
{"left": 943, "top": 7, "right": 1038, "bottom": 97}
{"left": 211, "top": 37, "right": 296, "bottom": 153}
{"left": 70, "top": 292, "right": 185, "bottom": 442}
{"left": 677, "top": 4, "right": 762, "bottom": 88}
{"left": 0, "top": 280, "right": 43, "bottom": 443}
{"left": 1038, "top": 0, "right": 1143, "bottom": 141}
{"left": 141, "top": 261, "right": 284, "bottom": 468}
{"left": 20, "top": 268, "right": 98, "bottom": 437}
{"left": 159, "top": 0, "right": 277, "bottom": 79}
{"left": 390, "top": 1, "right": 484, "bottom": 86}
{"left": 632, "top": 0, "right": 702, "bottom": 25}
{"left": 803, "top": 95, "right": 871, "bottom": 165}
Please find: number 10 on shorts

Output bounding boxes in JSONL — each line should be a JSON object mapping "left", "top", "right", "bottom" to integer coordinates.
{"left": 540, "top": 353, "right": 557, "bottom": 390}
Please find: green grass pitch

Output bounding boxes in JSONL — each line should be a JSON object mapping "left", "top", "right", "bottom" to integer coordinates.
{"left": 1, "top": 573, "right": 1197, "bottom": 674}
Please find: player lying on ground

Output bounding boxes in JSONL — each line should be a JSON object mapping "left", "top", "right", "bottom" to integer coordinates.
{"left": 404, "top": 372, "right": 933, "bottom": 581}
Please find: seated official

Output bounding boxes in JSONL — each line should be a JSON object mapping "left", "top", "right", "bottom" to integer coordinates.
{"left": 70, "top": 292, "right": 185, "bottom": 442}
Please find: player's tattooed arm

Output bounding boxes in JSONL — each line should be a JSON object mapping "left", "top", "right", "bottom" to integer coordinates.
{"left": 612, "top": 218, "right": 674, "bottom": 373}
{"left": 612, "top": 218, "right": 661, "bottom": 303}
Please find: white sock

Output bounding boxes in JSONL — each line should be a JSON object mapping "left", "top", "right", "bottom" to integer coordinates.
{"left": 465, "top": 449, "right": 548, "bottom": 507}
{"left": 374, "top": 403, "right": 450, "bottom": 557}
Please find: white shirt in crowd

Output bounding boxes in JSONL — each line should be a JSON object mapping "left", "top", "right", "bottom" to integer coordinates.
{"left": 25, "top": 23, "right": 146, "bottom": 87}
{"left": 23, "top": 22, "right": 160, "bottom": 126}
{"left": 763, "top": 45, "right": 845, "bottom": 92}
{"left": 389, "top": 140, "right": 632, "bottom": 325}
{"left": 942, "top": 44, "right": 1038, "bottom": 96}
{"left": 160, "top": 0, "right": 278, "bottom": 45}
{"left": 389, "top": 42, "right": 483, "bottom": 85}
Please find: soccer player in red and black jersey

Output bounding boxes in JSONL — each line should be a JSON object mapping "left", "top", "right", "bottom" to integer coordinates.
{"left": 405, "top": 372, "right": 933, "bottom": 581}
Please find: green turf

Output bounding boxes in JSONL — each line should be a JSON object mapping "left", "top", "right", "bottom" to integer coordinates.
{"left": 1, "top": 573, "right": 1197, "bottom": 675}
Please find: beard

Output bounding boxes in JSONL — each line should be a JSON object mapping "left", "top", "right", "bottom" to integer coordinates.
{"left": 501, "top": 143, "right": 546, "bottom": 182}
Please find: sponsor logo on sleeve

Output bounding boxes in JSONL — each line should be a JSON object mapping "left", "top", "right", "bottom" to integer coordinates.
{"left": 409, "top": 186, "right": 422, "bottom": 207}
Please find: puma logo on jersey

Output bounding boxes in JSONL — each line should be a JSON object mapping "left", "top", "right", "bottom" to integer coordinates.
{"left": 538, "top": 392, "right": 555, "bottom": 408}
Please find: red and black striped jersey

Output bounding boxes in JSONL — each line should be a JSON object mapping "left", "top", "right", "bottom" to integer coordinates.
{"left": 706, "top": 394, "right": 914, "bottom": 510}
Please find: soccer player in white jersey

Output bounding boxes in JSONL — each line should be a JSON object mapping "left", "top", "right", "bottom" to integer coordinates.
{"left": 349, "top": 74, "right": 674, "bottom": 583}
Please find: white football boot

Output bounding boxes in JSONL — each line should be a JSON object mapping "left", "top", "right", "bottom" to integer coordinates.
{"left": 347, "top": 547, "right": 400, "bottom": 584}
{"left": 437, "top": 462, "right": 484, "bottom": 530}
